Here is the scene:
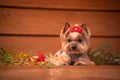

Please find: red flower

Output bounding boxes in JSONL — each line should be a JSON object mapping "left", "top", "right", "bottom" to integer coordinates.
{"left": 70, "top": 26, "right": 82, "bottom": 33}
{"left": 27, "top": 53, "right": 45, "bottom": 63}
{"left": 28, "top": 58, "right": 31, "bottom": 62}
{"left": 36, "top": 53, "right": 45, "bottom": 62}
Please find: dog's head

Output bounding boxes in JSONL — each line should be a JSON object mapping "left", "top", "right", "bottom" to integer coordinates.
{"left": 60, "top": 23, "right": 91, "bottom": 54}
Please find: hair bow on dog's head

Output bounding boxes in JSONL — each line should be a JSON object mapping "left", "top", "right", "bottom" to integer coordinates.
{"left": 70, "top": 25, "right": 82, "bottom": 33}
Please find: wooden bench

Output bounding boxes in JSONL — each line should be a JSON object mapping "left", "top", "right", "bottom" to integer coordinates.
{"left": 0, "top": 66, "right": 120, "bottom": 80}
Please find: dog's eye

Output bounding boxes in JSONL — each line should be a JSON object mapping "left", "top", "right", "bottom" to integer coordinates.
{"left": 78, "top": 39, "right": 82, "bottom": 43}
{"left": 67, "top": 39, "right": 71, "bottom": 42}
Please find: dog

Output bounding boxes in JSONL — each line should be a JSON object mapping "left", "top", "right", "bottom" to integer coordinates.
{"left": 48, "top": 23, "right": 95, "bottom": 66}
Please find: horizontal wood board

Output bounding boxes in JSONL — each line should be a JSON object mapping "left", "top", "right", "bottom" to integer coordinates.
{"left": 0, "top": 8, "right": 120, "bottom": 37}
{"left": 0, "top": 0, "right": 120, "bottom": 54}
{"left": 0, "top": 36, "right": 119, "bottom": 54}
{"left": 0, "top": 0, "right": 120, "bottom": 10}
{"left": 0, "top": 66, "right": 120, "bottom": 80}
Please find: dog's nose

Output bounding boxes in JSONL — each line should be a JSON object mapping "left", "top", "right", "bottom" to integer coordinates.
{"left": 71, "top": 45, "right": 76, "bottom": 50}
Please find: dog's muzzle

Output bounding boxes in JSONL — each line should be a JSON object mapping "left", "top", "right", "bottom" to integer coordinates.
{"left": 71, "top": 43, "right": 77, "bottom": 50}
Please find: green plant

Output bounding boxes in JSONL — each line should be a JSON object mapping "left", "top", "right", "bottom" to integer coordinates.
{"left": 0, "top": 48, "right": 54, "bottom": 67}
{"left": 1, "top": 43, "right": 120, "bottom": 66}
{"left": 0, "top": 48, "right": 14, "bottom": 65}
{"left": 88, "top": 43, "right": 120, "bottom": 65}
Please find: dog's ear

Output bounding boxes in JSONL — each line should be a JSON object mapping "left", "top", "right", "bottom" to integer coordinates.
{"left": 81, "top": 23, "right": 91, "bottom": 39}
{"left": 62, "top": 23, "right": 71, "bottom": 34}
{"left": 60, "top": 23, "right": 71, "bottom": 39}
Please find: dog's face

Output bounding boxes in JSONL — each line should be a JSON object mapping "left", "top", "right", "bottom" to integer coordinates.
{"left": 60, "top": 23, "right": 91, "bottom": 54}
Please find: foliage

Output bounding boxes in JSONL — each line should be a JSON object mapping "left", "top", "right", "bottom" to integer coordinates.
{"left": 0, "top": 48, "right": 54, "bottom": 67}
{"left": 0, "top": 48, "right": 14, "bottom": 65}
{"left": 88, "top": 43, "right": 120, "bottom": 65}
{"left": 0, "top": 42, "right": 120, "bottom": 66}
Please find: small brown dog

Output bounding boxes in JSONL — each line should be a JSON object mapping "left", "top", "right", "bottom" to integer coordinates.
{"left": 49, "top": 23, "right": 95, "bottom": 66}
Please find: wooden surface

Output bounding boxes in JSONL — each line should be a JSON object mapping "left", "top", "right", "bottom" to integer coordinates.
{"left": 0, "top": 0, "right": 120, "bottom": 10}
{"left": 0, "top": 0, "right": 120, "bottom": 54}
{"left": 0, "top": 1, "right": 120, "bottom": 80}
{"left": 0, "top": 36, "right": 120, "bottom": 54}
{"left": 0, "top": 66, "right": 120, "bottom": 80}
{"left": 0, "top": 8, "right": 120, "bottom": 36}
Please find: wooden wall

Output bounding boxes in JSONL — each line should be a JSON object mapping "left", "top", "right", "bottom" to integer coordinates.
{"left": 0, "top": 0, "right": 120, "bottom": 54}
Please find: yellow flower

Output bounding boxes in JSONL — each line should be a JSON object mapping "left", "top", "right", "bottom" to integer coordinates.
{"left": 41, "top": 62, "right": 45, "bottom": 64}
{"left": 23, "top": 53, "right": 28, "bottom": 57}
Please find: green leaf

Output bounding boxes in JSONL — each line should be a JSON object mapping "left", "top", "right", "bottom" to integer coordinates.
{"left": 46, "top": 63, "right": 54, "bottom": 68}
{"left": 38, "top": 63, "right": 44, "bottom": 67}
{"left": 0, "top": 48, "right": 6, "bottom": 56}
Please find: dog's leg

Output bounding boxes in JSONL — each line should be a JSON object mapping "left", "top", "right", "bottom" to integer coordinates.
{"left": 74, "top": 55, "right": 95, "bottom": 66}
{"left": 49, "top": 50, "right": 71, "bottom": 66}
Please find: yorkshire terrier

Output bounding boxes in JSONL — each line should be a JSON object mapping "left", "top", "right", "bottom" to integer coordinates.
{"left": 49, "top": 23, "right": 95, "bottom": 66}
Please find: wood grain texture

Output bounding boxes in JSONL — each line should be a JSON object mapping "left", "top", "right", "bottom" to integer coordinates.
{"left": 91, "top": 38, "right": 120, "bottom": 51}
{"left": 0, "top": 66, "right": 120, "bottom": 80}
{"left": 0, "top": 8, "right": 120, "bottom": 37}
{"left": 0, "top": 0, "right": 120, "bottom": 10}
{"left": 0, "top": 36, "right": 119, "bottom": 54}
{"left": 0, "top": 36, "right": 61, "bottom": 54}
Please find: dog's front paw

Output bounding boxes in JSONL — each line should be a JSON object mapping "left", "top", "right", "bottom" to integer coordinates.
{"left": 74, "top": 57, "right": 95, "bottom": 66}
{"left": 48, "top": 51, "right": 71, "bottom": 66}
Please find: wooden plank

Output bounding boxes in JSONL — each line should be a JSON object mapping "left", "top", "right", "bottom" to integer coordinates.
{"left": 0, "top": 0, "right": 120, "bottom": 10}
{"left": 0, "top": 36, "right": 61, "bottom": 54}
{"left": 0, "top": 66, "right": 120, "bottom": 80}
{"left": 0, "top": 8, "right": 120, "bottom": 37}
{"left": 0, "top": 36, "right": 119, "bottom": 54}
{"left": 91, "top": 38, "right": 120, "bottom": 51}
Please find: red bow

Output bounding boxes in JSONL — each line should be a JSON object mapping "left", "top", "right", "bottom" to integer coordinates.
{"left": 70, "top": 26, "right": 82, "bottom": 33}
